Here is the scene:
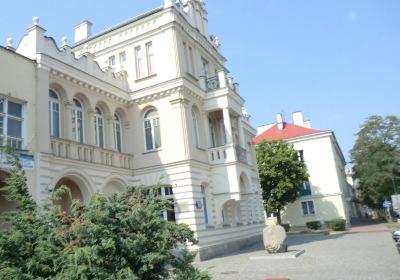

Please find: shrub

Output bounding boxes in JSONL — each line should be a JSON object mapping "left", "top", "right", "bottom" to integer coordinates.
{"left": 325, "top": 218, "right": 346, "bottom": 231}
{"left": 0, "top": 148, "right": 210, "bottom": 280}
{"left": 306, "top": 221, "right": 322, "bottom": 230}
{"left": 281, "top": 223, "right": 290, "bottom": 232}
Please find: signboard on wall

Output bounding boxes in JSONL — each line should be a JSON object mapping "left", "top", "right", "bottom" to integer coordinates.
{"left": 0, "top": 152, "right": 34, "bottom": 171}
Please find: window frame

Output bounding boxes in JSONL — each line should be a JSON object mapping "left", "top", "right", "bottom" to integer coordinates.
{"left": 201, "top": 185, "right": 209, "bottom": 225}
{"left": 135, "top": 46, "right": 144, "bottom": 79}
{"left": 301, "top": 200, "right": 316, "bottom": 216}
{"left": 49, "top": 90, "right": 61, "bottom": 138}
{"left": 146, "top": 42, "right": 154, "bottom": 76}
{"left": 159, "top": 185, "right": 175, "bottom": 222}
{"left": 0, "top": 97, "right": 24, "bottom": 149}
{"left": 71, "top": 98, "right": 84, "bottom": 144}
{"left": 119, "top": 52, "right": 126, "bottom": 64}
{"left": 94, "top": 107, "right": 105, "bottom": 148}
{"left": 143, "top": 109, "right": 161, "bottom": 152}
{"left": 113, "top": 114, "right": 123, "bottom": 152}
{"left": 109, "top": 55, "right": 116, "bottom": 68}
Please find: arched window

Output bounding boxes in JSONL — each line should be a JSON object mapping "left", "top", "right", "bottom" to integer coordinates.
{"left": 114, "top": 114, "right": 123, "bottom": 152}
{"left": 49, "top": 90, "right": 60, "bottom": 138}
{"left": 192, "top": 109, "right": 200, "bottom": 147}
{"left": 201, "top": 184, "right": 209, "bottom": 225}
{"left": 94, "top": 107, "right": 104, "bottom": 148}
{"left": 72, "top": 99, "right": 84, "bottom": 143}
{"left": 144, "top": 109, "right": 161, "bottom": 151}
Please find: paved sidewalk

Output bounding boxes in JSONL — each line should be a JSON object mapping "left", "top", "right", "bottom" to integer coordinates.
{"left": 196, "top": 231, "right": 400, "bottom": 280}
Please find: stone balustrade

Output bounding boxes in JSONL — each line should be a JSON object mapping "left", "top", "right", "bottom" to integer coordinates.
{"left": 50, "top": 137, "right": 133, "bottom": 169}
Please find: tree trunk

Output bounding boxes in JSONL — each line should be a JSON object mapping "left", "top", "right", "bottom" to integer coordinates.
{"left": 277, "top": 209, "right": 282, "bottom": 225}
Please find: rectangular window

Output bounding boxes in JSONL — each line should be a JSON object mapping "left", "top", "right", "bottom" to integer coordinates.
{"left": 135, "top": 46, "right": 145, "bottom": 79}
{"left": 188, "top": 46, "right": 195, "bottom": 75}
{"left": 202, "top": 57, "right": 209, "bottom": 79}
{"left": 146, "top": 42, "right": 154, "bottom": 75}
{"left": 299, "top": 150, "right": 304, "bottom": 162}
{"left": 0, "top": 98, "right": 24, "bottom": 149}
{"left": 159, "top": 185, "right": 175, "bottom": 222}
{"left": 301, "top": 201, "right": 315, "bottom": 215}
{"left": 109, "top": 55, "right": 116, "bottom": 67}
{"left": 119, "top": 52, "right": 126, "bottom": 64}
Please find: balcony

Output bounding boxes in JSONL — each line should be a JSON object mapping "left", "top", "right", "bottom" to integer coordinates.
{"left": 200, "top": 70, "right": 240, "bottom": 95}
{"left": 235, "top": 145, "right": 248, "bottom": 164}
{"left": 50, "top": 138, "right": 133, "bottom": 169}
{"left": 208, "top": 144, "right": 249, "bottom": 165}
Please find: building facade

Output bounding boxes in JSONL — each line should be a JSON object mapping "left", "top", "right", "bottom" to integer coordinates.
{"left": 255, "top": 112, "right": 357, "bottom": 227}
{"left": 0, "top": 0, "right": 265, "bottom": 260}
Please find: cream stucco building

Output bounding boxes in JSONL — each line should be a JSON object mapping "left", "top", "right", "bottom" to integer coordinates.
{"left": 255, "top": 112, "right": 358, "bottom": 227}
{"left": 0, "top": 0, "right": 265, "bottom": 260}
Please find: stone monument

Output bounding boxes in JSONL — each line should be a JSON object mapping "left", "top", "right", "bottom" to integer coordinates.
{"left": 263, "top": 224, "right": 288, "bottom": 253}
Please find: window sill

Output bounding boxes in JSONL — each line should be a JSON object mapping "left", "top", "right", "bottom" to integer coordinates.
{"left": 196, "top": 146, "right": 206, "bottom": 151}
{"left": 302, "top": 214, "right": 316, "bottom": 217}
{"left": 142, "top": 148, "right": 162, "bottom": 155}
{"left": 135, "top": 73, "right": 157, "bottom": 83}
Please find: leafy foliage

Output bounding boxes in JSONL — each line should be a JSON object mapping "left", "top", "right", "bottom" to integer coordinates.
{"left": 256, "top": 140, "right": 309, "bottom": 224}
{"left": 325, "top": 219, "right": 346, "bottom": 231}
{"left": 350, "top": 115, "right": 400, "bottom": 208}
{"left": 0, "top": 148, "right": 210, "bottom": 280}
{"left": 306, "top": 221, "right": 322, "bottom": 230}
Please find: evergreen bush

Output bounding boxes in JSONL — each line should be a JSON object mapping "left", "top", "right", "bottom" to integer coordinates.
{"left": 305, "top": 221, "right": 322, "bottom": 230}
{"left": 0, "top": 147, "right": 210, "bottom": 280}
{"left": 325, "top": 219, "right": 346, "bottom": 231}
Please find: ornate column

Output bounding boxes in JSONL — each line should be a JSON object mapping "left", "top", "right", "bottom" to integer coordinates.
{"left": 238, "top": 117, "right": 245, "bottom": 148}
{"left": 63, "top": 100, "right": 74, "bottom": 141}
{"left": 87, "top": 109, "right": 97, "bottom": 146}
{"left": 222, "top": 108, "right": 233, "bottom": 145}
{"left": 106, "top": 114, "right": 115, "bottom": 151}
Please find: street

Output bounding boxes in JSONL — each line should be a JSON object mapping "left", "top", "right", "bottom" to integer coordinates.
{"left": 197, "top": 224, "right": 400, "bottom": 280}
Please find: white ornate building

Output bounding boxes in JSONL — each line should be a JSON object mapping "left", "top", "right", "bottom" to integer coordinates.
{"left": 0, "top": 0, "right": 265, "bottom": 260}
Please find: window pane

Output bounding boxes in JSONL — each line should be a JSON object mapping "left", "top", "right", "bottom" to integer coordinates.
{"left": 145, "top": 127, "right": 153, "bottom": 150}
{"left": 0, "top": 102, "right": 3, "bottom": 113}
{"left": 308, "top": 201, "right": 315, "bottom": 214}
{"left": 7, "top": 118, "right": 22, "bottom": 138}
{"left": 8, "top": 102, "right": 22, "bottom": 117}
{"left": 154, "top": 122, "right": 161, "bottom": 149}
{"left": 53, "top": 109, "right": 60, "bottom": 137}
{"left": 301, "top": 201, "right": 308, "bottom": 215}
{"left": 0, "top": 116, "right": 3, "bottom": 134}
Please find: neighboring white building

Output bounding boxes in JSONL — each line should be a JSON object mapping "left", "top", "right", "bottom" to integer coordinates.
{"left": 0, "top": 0, "right": 265, "bottom": 260}
{"left": 255, "top": 112, "right": 358, "bottom": 227}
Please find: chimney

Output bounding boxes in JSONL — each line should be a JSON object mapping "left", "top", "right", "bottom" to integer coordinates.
{"left": 74, "top": 20, "right": 92, "bottom": 43}
{"left": 293, "top": 111, "right": 304, "bottom": 126}
{"left": 276, "top": 113, "right": 285, "bottom": 130}
{"left": 303, "top": 120, "right": 312, "bottom": 128}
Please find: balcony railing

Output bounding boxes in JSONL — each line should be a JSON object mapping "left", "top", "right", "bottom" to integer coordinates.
{"left": 50, "top": 138, "right": 133, "bottom": 169}
{"left": 205, "top": 76, "right": 220, "bottom": 92}
{"left": 235, "top": 145, "right": 248, "bottom": 164}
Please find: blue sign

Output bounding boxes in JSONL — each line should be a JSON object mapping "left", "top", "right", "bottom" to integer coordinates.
{"left": 195, "top": 201, "right": 202, "bottom": 209}
{"left": 383, "top": 200, "right": 392, "bottom": 208}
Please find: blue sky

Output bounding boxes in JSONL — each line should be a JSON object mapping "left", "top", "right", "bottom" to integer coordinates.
{"left": 1, "top": 0, "right": 399, "bottom": 161}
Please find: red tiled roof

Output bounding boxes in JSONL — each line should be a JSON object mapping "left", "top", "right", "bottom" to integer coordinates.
{"left": 254, "top": 123, "right": 326, "bottom": 143}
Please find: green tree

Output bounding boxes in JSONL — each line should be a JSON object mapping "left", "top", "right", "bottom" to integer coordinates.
{"left": 350, "top": 115, "right": 400, "bottom": 208}
{"left": 256, "top": 140, "right": 309, "bottom": 224}
{"left": 0, "top": 148, "right": 210, "bottom": 280}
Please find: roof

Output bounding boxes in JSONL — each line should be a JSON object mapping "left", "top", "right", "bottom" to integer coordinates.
{"left": 254, "top": 123, "right": 327, "bottom": 143}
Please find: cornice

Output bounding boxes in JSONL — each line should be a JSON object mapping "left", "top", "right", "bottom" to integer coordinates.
{"left": 49, "top": 68, "right": 129, "bottom": 105}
